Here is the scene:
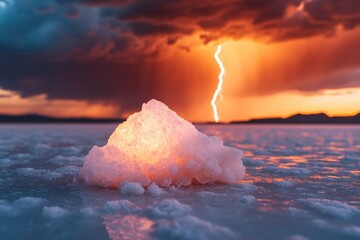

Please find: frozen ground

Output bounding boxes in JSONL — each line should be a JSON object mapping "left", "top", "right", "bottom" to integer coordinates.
{"left": 0, "top": 124, "right": 359, "bottom": 240}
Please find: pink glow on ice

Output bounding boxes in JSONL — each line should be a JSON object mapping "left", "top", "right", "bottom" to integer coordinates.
{"left": 80, "top": 99, "right": 245, "bottom": 188}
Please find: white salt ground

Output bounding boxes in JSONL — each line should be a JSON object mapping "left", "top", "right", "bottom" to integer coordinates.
{"left": 0, "top": 124, "right": 359, "bottom": 240}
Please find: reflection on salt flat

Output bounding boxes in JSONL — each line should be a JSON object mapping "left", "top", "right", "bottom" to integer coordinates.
{"left": 103, "top": 214, "right": 154, "bottom": 240}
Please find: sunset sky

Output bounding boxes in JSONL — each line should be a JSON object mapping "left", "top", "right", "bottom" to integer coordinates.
{"left": 0, "top": 0, "right": 359, "bottom": 122}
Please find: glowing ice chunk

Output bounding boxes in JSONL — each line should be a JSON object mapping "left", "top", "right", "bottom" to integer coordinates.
{"left": 80, "top": 99, "right": 245, "bottom": 188}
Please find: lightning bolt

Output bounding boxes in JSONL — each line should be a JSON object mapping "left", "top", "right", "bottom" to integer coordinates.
{"left": 211, "top": 45, "right": 225, "bottom": 123}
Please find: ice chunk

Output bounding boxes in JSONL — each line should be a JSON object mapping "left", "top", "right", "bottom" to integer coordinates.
{"left": 239, "top": 195, "right": 256, "bottom": 205}
{"left": 80, "top": 207, "right": 98, "bottom": 216}
{"left": 343, "top": 226, "right": 360, "bottom": 238}
{"left": 104, "top": 200, "right": 139, "bottom": 214}
{"left": 55, "top": 166, "right": 80, "bottom": 176}
{"left": 197, "top": 191, "right": 225, "bottom": 198}
{"left": 0, "top": 200, "right": 12, "bottom": 216}
{"left": 14, "top": 197, "right": 45, "bottom": 208}
{"left": 0, "top": 197, "right": 46, "bottom": 217}
{"left": 147, "top": 183, "right": 165, "bottom": 196}
{"left": 0, "top": 158, "right": 15, "bottom": 167}
{"left": 288, "top": 235, "right": 310, "bottom": 240}
{"left": 147, "top": 199, "right": 191, "bottom": 218}
{"left": 42, "top": 206, "right": 69, "bottom": 218}
{"left": 153, "top": 215, "right": 235, "bottom": 240}
{"left": 80, "top": 99, "right": 245, "bottom": 188}
{"left": 16, "top": 168, "right": 63, "bottom": 179}
{"left": 287, "top": 207, "right": 311, "bottom": 218}
{"left": 120, "top": 182, "right": 145, "bottom": 195}
{"left": 273, "top": 180, "right": 294, "bottom": 188}
{"left": 298, "top": 199, "right": 360, "bottom": 219}
{"left": 232, "top": 182, "right": 256, "bottom": 192}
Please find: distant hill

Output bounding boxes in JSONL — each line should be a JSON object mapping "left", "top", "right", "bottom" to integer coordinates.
{"left": 232, "top": 113, "right": 360, "bottom": 124}
{"left": 0, "top": 114, "right": 124, "bottom": 123}
{"left": 0, "top": 113, "right": 360, "bottom": 124}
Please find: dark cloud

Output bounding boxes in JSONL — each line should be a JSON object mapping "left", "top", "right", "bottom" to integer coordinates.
{"left": 125, "top": 22, "right": 193, "bottom": 36}
{"left": 0, "top": 52, "right": 197, "bottom": 113}
{"left": 92, "top": 0, "right": 360, "bottom": 42}
{"left": 0, "top": 0, "right": 360, "bottom": 114}
{"left": 2, "top": 0, "right": 359, "bottom": 59}
{"left": 297, "top": 69, "right": 360, "bottom": 93}
{"left": 0, "top": 54, "right": 153, "bottom": 107}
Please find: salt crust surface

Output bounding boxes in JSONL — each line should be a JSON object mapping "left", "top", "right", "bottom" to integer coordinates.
{"left": 0, "top": 124, "right": 359, "bottom": 239}
{"left": 81, "top": 99, "right": 245, "bottom": 187}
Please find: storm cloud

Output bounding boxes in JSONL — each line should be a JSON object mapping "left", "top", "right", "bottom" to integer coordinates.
{"left": 0, "top": 0, "right": 359, "bottom": 114}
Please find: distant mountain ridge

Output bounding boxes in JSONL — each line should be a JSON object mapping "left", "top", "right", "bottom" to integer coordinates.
{"left": 232, "top": 113, "right": 360, "bottom": 124}
{"left": 0, "top": 113, "right": 359, "bottom": 124}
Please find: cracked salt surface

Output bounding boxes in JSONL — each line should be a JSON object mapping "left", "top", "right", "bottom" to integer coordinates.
{"left": 0, "top": 124, "right": 359, "bottom": 240}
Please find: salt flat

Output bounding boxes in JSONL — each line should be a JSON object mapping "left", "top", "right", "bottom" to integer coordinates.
{"left": 0, "top": 124, "right": 359, "bottom": 240}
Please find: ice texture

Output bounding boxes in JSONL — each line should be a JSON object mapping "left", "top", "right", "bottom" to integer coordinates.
{"left": 298, "top": 199, "right": 360, "bottom": 219}
{"left": 153, "top": 215, "right": 236, "bottom": 240}
{"left": 147, "top": 183, "right": 165, "bottom": 196}
{"left": 1, "top": 124, "right": 360, "bottom": 240}
{"left": 80, "top": 99, "right": 245, "bottom": 188}
{"left": 120, "top": 182, "right": 145, "bottom": 195}
{"left": 104, "top": 200, "right": 139, "bottom": 214}
{"left": 42, "top": 206, "right": 69, "bottom": 219}
{"left": 146, "top": 199, "right": 191, "bottom": 218}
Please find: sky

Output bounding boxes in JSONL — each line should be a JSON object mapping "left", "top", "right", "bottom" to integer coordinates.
{"left": 0, "top": 0, "right": 359, "bottom": 122}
